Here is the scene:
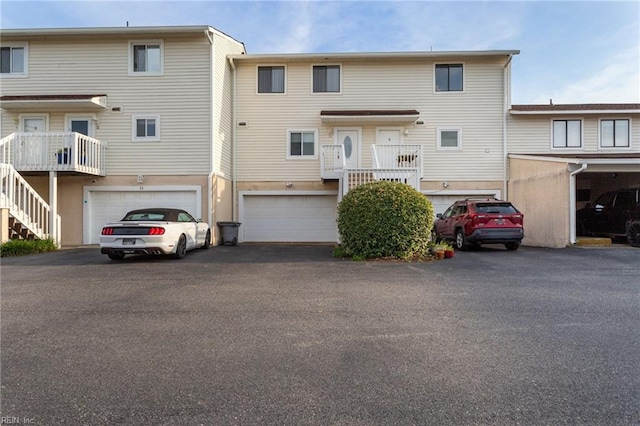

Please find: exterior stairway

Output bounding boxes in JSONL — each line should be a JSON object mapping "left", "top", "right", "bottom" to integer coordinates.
{"left": 0, "top": 163, "right": 59, "bottom": 245}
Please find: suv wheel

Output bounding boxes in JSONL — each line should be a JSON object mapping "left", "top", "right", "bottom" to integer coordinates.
{"left": 627, "top": 221, "right": 640, "bottom": 248}
{"left": 454, "top": 229, "right": 468, "bottom": 251}
{"left": 431, "top": 228, "right": 440, "bottom": 243}
{"left": 505, "top": 242, "right": 520, "bottom": 251}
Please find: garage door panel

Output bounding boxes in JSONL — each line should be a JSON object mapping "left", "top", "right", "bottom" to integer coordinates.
{"left": 242, "top": 195, "right": 337, "bottom": 242}
{"left": 87, "top": 190, "right": 198, "bottom": 244}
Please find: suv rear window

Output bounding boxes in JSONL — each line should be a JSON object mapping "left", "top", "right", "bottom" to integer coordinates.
{"left": 475, "top": 203, "right": 518, "bottom": 214}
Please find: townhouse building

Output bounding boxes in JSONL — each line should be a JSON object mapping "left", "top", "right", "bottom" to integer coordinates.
{"left": 0, "top": 26, "right": 245, "bottom": 246}
{"left": 1, "top": 25, "right": 638, "bottom": 249}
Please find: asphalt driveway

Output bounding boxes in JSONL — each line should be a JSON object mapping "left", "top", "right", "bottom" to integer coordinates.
{"left": 1, "top": 245, "right": 639, "bottom": 425}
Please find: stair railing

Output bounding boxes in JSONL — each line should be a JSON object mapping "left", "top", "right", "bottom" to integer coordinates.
{"left": 0, "top": 163, "right": 60, "bottom": 245}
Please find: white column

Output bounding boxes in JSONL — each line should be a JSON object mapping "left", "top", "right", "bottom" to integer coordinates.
{"left": 49, "top": 170, "right": 59, "bottom": 247}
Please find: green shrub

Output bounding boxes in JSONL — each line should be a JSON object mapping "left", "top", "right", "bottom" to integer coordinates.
{"left": 336, "top": 181, "right": 434, "bottom": 260}
{"left": 0, "top": 238, "right": 57, "bottom": 257}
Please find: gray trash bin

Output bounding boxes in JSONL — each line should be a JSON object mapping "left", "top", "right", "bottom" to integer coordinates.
{"left": 217, "top": 221, "right": 241, "bottom": 246}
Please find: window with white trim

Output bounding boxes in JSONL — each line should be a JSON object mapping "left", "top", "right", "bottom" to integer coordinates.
{"left": 132, "top": 115, "right": 160, "bottom": 141}
{"left": 0, "top": 43, "right": 27, "bottom": 76}
{"left": 600, "top": 119, "right": 629, "bottom": 148}
{"left": 313, "top": 65, "right": 340, "bottom": 93}
{"left": 258, "top": 66, "right": 285, "bottom": 93}
{"left": 552, "top": 120, "right": 582, "bottom": 148}
{"left": 437, "top": 128, "right": 462, "bottom": 150}
{"left": 287, "top": 130, "right": 317, "bottom": 158}
{"left": 435, "top": 64, "right": 463, "bottom": 92}
{"left": 129, "top": 41, "right": 163, "bottom": 75}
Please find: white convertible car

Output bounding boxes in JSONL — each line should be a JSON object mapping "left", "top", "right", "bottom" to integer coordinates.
{"left": 100, "top": 208, "right": 211, "bottom": 260}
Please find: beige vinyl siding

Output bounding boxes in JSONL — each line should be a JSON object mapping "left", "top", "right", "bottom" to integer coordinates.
{"left": 507, "top": 114, "right": 640, "bottom": 154}
{"left": 1, "top": 35, "right": 213, "bottom": 175}
{"left": 235, "top": 56, "right": 507, "bottom": 182}
{"left": 212, "top": 34, "right": 244, "bottom": 178}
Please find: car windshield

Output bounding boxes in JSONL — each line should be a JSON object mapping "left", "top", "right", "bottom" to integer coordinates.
{"left": 122, "top": 212, "right": 168, "bottom": 221}
{"left": 475, "top": 203, "right": 517, "bottom": 214}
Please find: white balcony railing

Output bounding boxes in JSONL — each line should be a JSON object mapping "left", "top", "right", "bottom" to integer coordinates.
{"left": 0, "top": 132, "right": 106, "bottom": 176}
{"left": 321, "top": 144, "right": 346, "bottom": 179}
{"left": 1, "top": 163, "right": 61, "bottom": 245}
{"left": 342, "top": 168, "right": 420, "bottom": 197}
{"left": 371, "top": 144, "right": 423, "bottom": 178}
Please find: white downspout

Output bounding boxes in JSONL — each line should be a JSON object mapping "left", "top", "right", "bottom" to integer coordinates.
{"left": 206, "top": 29, "right": 215, "bottom": 229}
{"left": 229, "top": 57, "right": 237, "bottom": 222}
{"left": 502, "top": 54, "right": 513, "bottom": 200}
{"left": 569, "top": 163, "right": 588, "bottom": 245}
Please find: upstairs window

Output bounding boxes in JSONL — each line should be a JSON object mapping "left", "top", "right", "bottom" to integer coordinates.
{"left": 435, "top": 64, "right": 463, "bottom": 92}
{"left": 600, "top": 119, "right": 630, "bottom": 148}
{"left": 258, "top": 66, "right": 285, "bottom": 93}
{"left": 553, "top": 120, "right": 582, "bottom": 148}
{"left": 287, "top": 130, "right": 317, "bottom": 159}
{"left": 0, "top": 44, "right": 27, "bottom": 76}
{"left": 313, "top": 65, "right": 340, "bottom": 93}
{"left": 129, "top": 41, "right": 163, "bottom": 75}
{"left": 132, "top": 115, "right": 160, "bottom": 141}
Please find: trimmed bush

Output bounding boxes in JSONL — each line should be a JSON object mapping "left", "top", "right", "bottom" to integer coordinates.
{"left": 336, "top": 181, "right": 434, "bottom": 260}
{"left": 0, "top": 238, "right": 57, "bottom": 257}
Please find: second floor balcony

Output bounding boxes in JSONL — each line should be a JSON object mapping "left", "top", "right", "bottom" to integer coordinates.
{"left": 0, "top": 132, "right": 107, "bottom": 176}
{"left": 321, "top": 143, "right": 423, "bottom": 180}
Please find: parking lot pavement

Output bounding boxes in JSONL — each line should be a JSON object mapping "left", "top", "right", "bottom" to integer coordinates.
{"left": 1, "top": 245, "right": 639, "bottom": 425}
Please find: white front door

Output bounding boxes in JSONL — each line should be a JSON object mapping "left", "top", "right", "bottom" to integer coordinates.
{"left": 23, "top": 117, "right": 46, "bottom": 133}
{"left": 336, "top": 129, "right": 360, "bottom": 169}
{"left": 20, "top": 116, "right": 47, "bottom": 165}
{"left": 376, "top": 129, "right": 402, "bottom": 144}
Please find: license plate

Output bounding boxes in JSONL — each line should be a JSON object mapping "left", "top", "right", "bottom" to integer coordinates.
{"left": 122, "top": 238, "right": 136, "bottom": 245}
{"left": 495, "top": 219, "right": 505, "bottom": 225}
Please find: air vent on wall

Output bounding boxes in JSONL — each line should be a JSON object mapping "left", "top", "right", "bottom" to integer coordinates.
{"left": 237, "top": 121, "right": 248, "bottom": 128}
{"left": 111, "top": 106, "right": 123, "bottom": 113}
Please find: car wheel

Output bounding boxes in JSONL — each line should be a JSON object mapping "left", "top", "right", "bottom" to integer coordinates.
{"left": 627, "top": 221, "right": 640, "bottom": 248}
{"left": 454, "top": 229, "right": 468, "bottom": 251}
{"left": 174, "top": 234, "right": 187, "bottom": 259}
{"left": 107, "top": 251, "right": 125, "bottom": 261}
{"left": 505, "top": 242, "right": 520, "bottom": 251}
{"left": 201, "top": 229, "right": 211, "bottom": 249}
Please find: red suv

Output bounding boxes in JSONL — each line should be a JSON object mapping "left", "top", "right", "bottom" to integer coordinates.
{"left": 432, "top": 199, "right": 524, "bottom": 250}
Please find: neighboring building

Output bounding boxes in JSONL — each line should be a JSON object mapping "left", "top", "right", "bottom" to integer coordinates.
{"left": 0, "top": 26, "right": 246, "bottom": 246}
{"left": 230, "top": 50, "right": 519, "bottom": 242}
{"left": 507, "top": 104, "right": 640, "bottom": 247}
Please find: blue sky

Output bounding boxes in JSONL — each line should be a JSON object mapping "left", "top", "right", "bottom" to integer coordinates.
{"left": 1, "top": 0, "right": 639, "bottom": 104}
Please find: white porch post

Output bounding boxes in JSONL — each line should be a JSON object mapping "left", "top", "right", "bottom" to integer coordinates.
{"left": 49, "top": 170, "right": 59, "bottom": 247}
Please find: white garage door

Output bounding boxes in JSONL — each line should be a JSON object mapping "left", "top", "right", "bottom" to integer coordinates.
{"left": 426, "top": 193, "right": 498, "bottom": 216}
{"left": 86, "top": 188, "right": 199, "bottom": 244}
{"left": 242, "top": 194, "right": 338, "bottom": 242}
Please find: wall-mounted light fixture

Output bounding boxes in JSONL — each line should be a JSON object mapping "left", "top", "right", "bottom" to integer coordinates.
{"left": 286, "top": 182, "right": 294, "bottom": 188}
{"left": 403, "top": 129, "right": 409, "bottom": 136}
{"left": 137, "top": 174, "right": 144, "bottom": 184}
{"left": 442, "top": 181, "right": 450, "bottom": 188}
